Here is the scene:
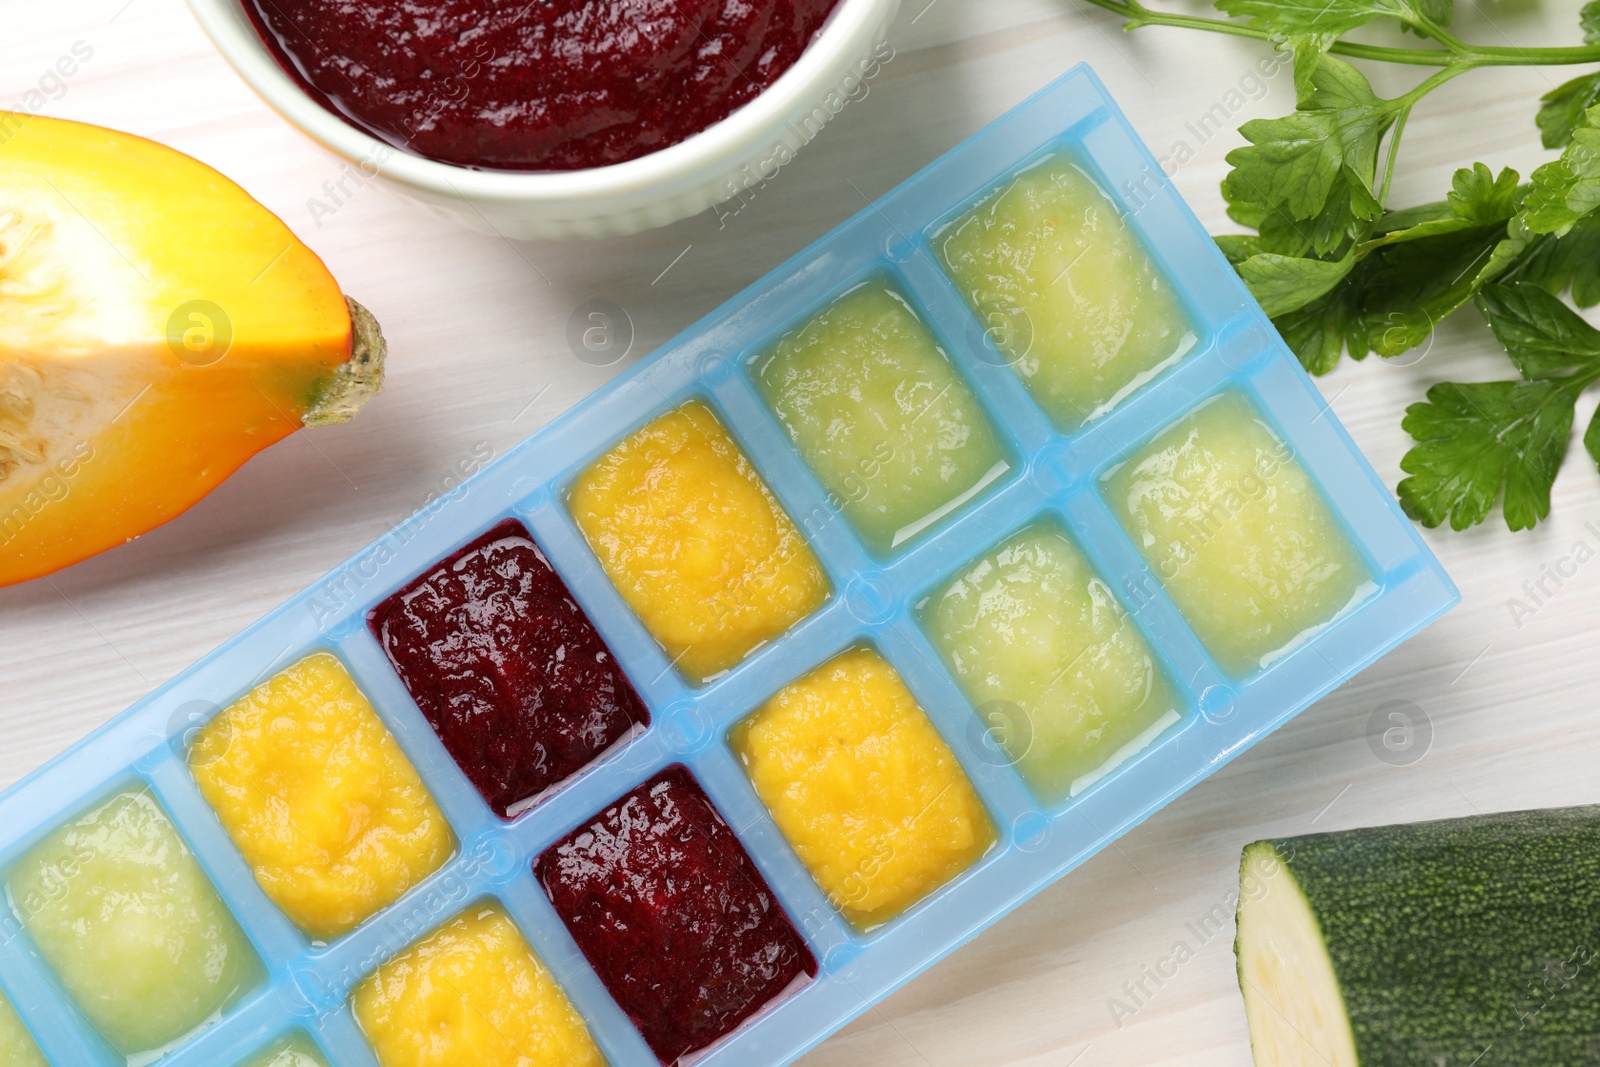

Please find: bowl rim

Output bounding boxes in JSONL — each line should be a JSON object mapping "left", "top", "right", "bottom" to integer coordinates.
{"left": 184, "top": 0, "right": 897, "bottom": 205}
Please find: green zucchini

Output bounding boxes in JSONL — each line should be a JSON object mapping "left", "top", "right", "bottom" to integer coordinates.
{"left": 1235, "top": 806, "right": 1600, "bottom": 1066}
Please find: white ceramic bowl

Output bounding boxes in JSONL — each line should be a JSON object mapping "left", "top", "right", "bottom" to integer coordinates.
{"left": 186, "top": 0, "right": 901, "bottom": 240}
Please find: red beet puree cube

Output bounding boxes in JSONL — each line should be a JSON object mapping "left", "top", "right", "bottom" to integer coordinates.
{"left": 536, "top": 765, "right": 816, "bottom": 1064}
{"left": 369, "top": 518, "right": 648, "bottom": 817}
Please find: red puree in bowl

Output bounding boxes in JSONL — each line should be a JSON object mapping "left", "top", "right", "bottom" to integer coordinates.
{"left": 242, "top": 0, "right": 842, "bottom": 171}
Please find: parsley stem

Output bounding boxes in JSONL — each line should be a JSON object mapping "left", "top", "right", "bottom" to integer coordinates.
{"left": 1461, "top": 43, "right": 1600, "bottom": 66}
{"left": 1397, "top": 62, "right": 1476, "bottom": 107}
{"left": 1373, "top": 64, "right": 1467, "bottom": 215}
{"left": 1077, "top": 0, "right": 1600, "bottom": 67}
{"left": 1377, "top": 106, "right": 1410, "bottom": 206}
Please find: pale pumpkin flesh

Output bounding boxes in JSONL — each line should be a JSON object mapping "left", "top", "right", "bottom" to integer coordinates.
{"left": 0, "top": 112, "right": 383, "bottom": 586}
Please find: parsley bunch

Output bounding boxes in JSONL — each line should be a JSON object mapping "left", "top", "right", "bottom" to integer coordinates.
{"left": 1083, "top": 0, "right": 1600, "bottom": 531}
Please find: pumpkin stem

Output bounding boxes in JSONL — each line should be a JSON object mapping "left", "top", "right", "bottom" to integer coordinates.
{"left": 304, "top": 296, "right": 386, "bottom": 427}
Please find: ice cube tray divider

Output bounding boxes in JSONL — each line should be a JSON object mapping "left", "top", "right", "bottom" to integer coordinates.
{"left": 0, "top": 64, "right": 1456, "bottom": 1067}
{"left": 0, "top": 914, "right": 109, "bottom": 1066}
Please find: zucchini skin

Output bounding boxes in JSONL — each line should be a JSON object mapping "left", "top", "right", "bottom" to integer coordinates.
{"left": 1262, "top": 805, "right": 1600, "bottom": 1066}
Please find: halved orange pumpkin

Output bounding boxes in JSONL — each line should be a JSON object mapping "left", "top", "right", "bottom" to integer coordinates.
{"left": 0, "top": 112, "right": 384, "bottom": 586}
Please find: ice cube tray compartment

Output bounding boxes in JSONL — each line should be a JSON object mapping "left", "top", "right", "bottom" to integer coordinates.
{"left": 0, "top": 65, "right": 1455, "bottom": 1067}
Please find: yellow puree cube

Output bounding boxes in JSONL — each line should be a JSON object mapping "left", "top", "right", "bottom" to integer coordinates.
{"left": 569, "top": 399, "right": 830, "bottom": 683}
{"left": 190, "top": 652, "right": 454, "bottom": 940}
{"left": 354, "top": 905, "right": 605, "bottom": 1067}
{"left": 732, "top": 648, "right": 994, "bottom": 930}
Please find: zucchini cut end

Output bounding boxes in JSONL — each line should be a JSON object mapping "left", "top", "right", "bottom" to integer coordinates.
{"left": 1236, "top": 841, "right": 1359, "bottom": 1067}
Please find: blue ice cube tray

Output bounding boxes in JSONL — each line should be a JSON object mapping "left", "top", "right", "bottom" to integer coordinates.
{"left": 0, "top": 64, "right": 1456, "bottom": 1067}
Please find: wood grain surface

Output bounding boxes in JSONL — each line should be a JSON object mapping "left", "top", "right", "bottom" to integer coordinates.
{"left": 3, "top": 1, "right": 1596, "bottom": 1064}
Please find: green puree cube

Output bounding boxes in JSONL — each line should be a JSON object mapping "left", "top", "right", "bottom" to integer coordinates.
{"left": 7, "top": 789, "right": 262, "bottom": 1058}
{"left": 920, "top": 521, "right": 1180, "bottom": 804}
{"left": 0, "top": 991, "right": 46, "bottom": 1067}
{"left": 1104, "top": 392, "right": 1372, "bottom": 676}
{"left": 755, "top": 283, "right": 1008, "bottom": 555}
{"left": 939, "top": 156, "right": 1194, "bottom": 428}
{"left": 240, "top": 1033, "right": 328, "bottom": 1067}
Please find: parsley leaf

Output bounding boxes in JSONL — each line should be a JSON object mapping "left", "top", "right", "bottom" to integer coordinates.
{"left": 1585, "top": 404, "right": 1600, "bottom": 471}
{"left": 1397, "top": 282, "right": 1600, "bottom": 532}
{"left": 1397, "top": 379, "right": 1577, "bottom": 531}
{"left": 1523, "top": 104, "right": 1600, "bottom": 235}
{"left": 1223, "top": 58, "right": 1396, "bottom": 252}
{"left": 1364, "top": 163, "right": 1519, "bottom": 246}
{"left": 1224, "top": 192, "right": 1311, "bottom": 256}
{"left": 1507, "top": 214, "right": 1600, "bottom": 307}
{"left": 1367, "top": 198, "right": 1456, "bottom": 235}
{"left": 1214, "top": 234, "right": 1265, "bottom": 265}
{"left": 1415, "top": 0, "right": 1452, "bottom": 24}
{"left": 1287, "top": 181, "right": 1379, "bottom": 253}
{"left": 1097, "top": 0, "right": 1600, "bottom": 533}
{"left": 1225, "top": 106, "right": 1358, "bottom": 219}
{"left": 1236, "top": 252, "right": 1357, "bottom": 316}
{"left": 1284, "top": 36, "right": 1327, "bottom": 107}
{"left": 1537, "top": 71, "right": 1600, "bottom": 149}
{"left": 1395, "top": 0, "right": 1452, "bottom": 35}
{"left": 1213, "top": 0, "right": 1452, "bottom": 99}
{"left": 1214, "top": 1, "right": 1381, "bottom": 95}
{"left": 1215, "top": 0, "right": 1392, "bottom": 39}
{"left": 1215, "top": 0, "right": 1446, "bottom": 37}
{"left": 1442, "top": 162, "right": 1520, "bottom": 222}
{"left": 1361, "top": 166, "right": 1519, "bottom": 357}
{"left": 1257, "top": 165, "right": 1521, "bottom": 372}
{"left": 1273, "top": 284, "right": 1364, "bottom": 374}
{"left": 1476, "top": 281, "right": 1600, "bottom": 378}
{"left": 1359, "top": 218, "right": 1511, "bottom": 357}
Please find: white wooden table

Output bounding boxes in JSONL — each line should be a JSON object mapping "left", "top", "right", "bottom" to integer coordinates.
{"left": 4, "top": 1, "right": 1597, "bottom": 1064}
